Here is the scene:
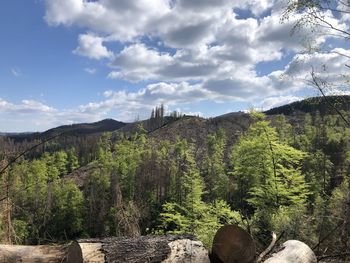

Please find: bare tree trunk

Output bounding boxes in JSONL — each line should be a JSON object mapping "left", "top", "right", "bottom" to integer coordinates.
{"left": 5, "top": 185, "right": 12, "bottom": 245}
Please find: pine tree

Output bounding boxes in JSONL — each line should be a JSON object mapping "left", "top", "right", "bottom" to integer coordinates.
{"left": 203, "top": 129, "right": 230, "bottom": 201}
{"left": 66, "top": 148, "right": 79, "bottom": 173}
{"left": 158, "top": 139, "right": 241, "bottom": 248}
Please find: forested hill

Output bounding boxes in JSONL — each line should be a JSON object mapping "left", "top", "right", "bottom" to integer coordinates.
{"left": 265, "top": 95, "right": 350, "bottom": 116}
{"left": 41, "top": 118, "right": 127, "bottom": 137}
{"left": 7, "top": 118, "right": 127, "bottom": 142}
{"left": 4, "top": 95, "right": 349, "bottom": 143}
{"left": 1, "top": 95, "right": 350, "bottom": 256}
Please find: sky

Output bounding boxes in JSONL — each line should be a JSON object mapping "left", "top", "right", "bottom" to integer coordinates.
{"left": 0, "top": 0, "right": 349, "bottom": 132}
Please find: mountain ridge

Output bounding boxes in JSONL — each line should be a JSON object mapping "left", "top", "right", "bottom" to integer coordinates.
{"left": 6, "top": 118, "right": 127, "bottom": 142}
{"left": 4, "top": 95, "right": 349, "bottom": 142}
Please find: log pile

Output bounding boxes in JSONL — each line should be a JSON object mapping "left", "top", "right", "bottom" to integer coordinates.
{"left": 0, "top": 235, "right": 210, "bottom": 263}
{"left": 0, "top": 225, "right": 327, "bottom": 263}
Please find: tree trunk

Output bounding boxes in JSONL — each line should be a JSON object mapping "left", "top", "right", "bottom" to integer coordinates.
{"left": 77, "top": 235, "right": 209, "bottom": 263}
{"left": 0, "top": 241, "right": 85, "bottom": 263}
{"left": 0, "top": 235, "right": 210, "bottom": 263}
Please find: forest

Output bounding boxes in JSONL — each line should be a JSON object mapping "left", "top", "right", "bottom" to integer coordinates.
{"left": 0, "top": 101, "right": 350, "bottom": 259}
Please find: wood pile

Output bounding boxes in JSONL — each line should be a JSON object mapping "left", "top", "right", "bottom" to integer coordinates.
{"left": 0, "top": 235, "right": 210, "bottom": 263}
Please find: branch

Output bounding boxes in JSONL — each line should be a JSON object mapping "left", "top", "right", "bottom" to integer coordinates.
{"left": 0, "top": 128, "right": 77, "bottom": 177}
{"left": 310, "top": 67, "right": 350, "bottom": 126}
{"left": 312, "top": 221, "right": 343, "bottom": 250}
{"left": 310, "top": 12, "right": 350, "bottom": 38}
{"left": 331, "top": 50, "right": 350, "bottom": 59}
{"left": 256, "top": 232, "right": 277, "bottom": 263}
{"left": 317, "top": 252, "right": 350, "bottom": 260}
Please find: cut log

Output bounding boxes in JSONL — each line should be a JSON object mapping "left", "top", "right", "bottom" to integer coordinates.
{"left": 78, "top": 241, "right": 104, "bottom": 262}
{"left": 0, "top": 235, "right": 210, "bottom": 263}
{"left": 263, "top": 240, "right": 317, "bottom": 263}
{"left": 210, "top": 225, "right": 256, "bottom": 263}
{"left": 0, "top": 242, "right": 84, "bottom": 263}
{"left": 77, "top": 235, "right": 210, "bottom": 263}
{"left": 163, "top": 239, "right": 210, "bottom": 263}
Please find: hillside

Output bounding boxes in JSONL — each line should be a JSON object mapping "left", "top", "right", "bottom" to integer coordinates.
{"left": 5, "top": 95, "right": 349, "bottom": 144}
{"left": 265, "top": 95, "right": 350, "bottom": 116}
{"left": 8, "top": 118, "right": 127, "bottom": 142}
{"left": 2, "top": 95, "right": 350, "bottom": 260}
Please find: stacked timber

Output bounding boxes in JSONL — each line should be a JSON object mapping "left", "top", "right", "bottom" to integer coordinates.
{"left": 0, "top": 235, "right": 210, "bottom": 263}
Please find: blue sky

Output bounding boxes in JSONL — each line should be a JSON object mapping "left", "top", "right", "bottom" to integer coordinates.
{"left": 0, "top": 0, "right": 349, "bottom": 132}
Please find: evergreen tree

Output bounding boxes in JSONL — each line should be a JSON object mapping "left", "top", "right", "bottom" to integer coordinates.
{"left": 158, "top": 139, "right": 240, "bottom": 247}
{"left": 202, "top": 129, "right": 230, "bottom": 201}
{"left": 66, "top": 148, "right": 79, "bottom": 173}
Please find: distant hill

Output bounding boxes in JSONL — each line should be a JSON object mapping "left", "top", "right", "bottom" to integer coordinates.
{"left": 114, "top": 96, "right": 350, "bottom": 147}
{"left": 265, "top": 95, "right": 350, "bottom": 116}
{"left": 42, "top": 95, "right": 350, "bottom": 185}
{"left": 8, "top": 119, "right": 127, "bottom": 142}
{"left": 0, "top": 132, "right": 35, "bottom": 137}
{"left": 5, "top": 95, "right": 349, "bottom": 144}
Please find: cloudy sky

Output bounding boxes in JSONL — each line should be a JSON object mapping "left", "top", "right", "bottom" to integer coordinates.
{"left": 1, "top": 0, "right": 349, "bottom": 132}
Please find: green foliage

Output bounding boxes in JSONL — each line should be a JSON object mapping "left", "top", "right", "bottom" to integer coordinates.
{"left": 66, "top": 148, "right": 79, "bottom": 173}
{"left": 203, "top": 129, "right": 231, "bottom": 201}
{"left": 48, "top": 180, "right": 84, "bottom": 239}
{"left": 12, "top": 220, "right": 29, "bottom": 244}
{"left": 6, "top": 149, "right": 83, "bottom": 243}
{"left": 84, "top": 168, "right": 111, "bottom": 237}
{"left": 54, "top": 151, "right": 68, "bottom": 176}
{"left": 231, "top": 114, "right": 310, "bottom": 234}
{"left": 2, "top": 109, "right": 350, "bottom": 254}
{"left": 157, "top": 140, "right": 240, "bottom": 247}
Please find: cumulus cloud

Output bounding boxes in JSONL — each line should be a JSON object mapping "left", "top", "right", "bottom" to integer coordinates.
{"left": 0, "top": 98, "right": 107, "bottom": 131}
{"left": 39, "top": 0, "right": 350, "bottom": 123}
{"left": 259, "top": 95, "right": 303, "bottom": 110}
{"left": 270, "top": 48, "right": 350, "bottom": 91}
{"left": 0, "top": 99, "right": 56, "bottom": 114}
{"left": 73, "top": 33, "right": 112, "bottom": 59}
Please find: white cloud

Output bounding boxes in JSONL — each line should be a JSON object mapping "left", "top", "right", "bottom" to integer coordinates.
{"left": 259, "top": 95, "right": 303, "bottom": 110}
{"left": 84, "top": 67, "right": 97, "bottom": 74}
{"left": 73, "top": 33, "right": 113, "bottom": 59}
{"left": 103, "top": 90, "right": 113, "bottom": 98}
{"left": 39, "top": 0, "right": 350, "bottom": 124}
{"left": 0, "top": 99, "right": 56, "bottom": 114}
{"left": 109, "top": 43, "right": 173, "bottom": 82}
{"left": 45, "top": 0, "right": 171, "bottom": 41}
{"left": 271, "top": 48, "right": 350, "bottom": 90}
{"left": 11, "top": 67, "right": 22, "bottom": 77}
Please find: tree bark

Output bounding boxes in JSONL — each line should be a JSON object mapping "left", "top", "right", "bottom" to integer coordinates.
{"left": 0, "top": 235, "right": 210, "bottom": 263}
{"left": 0, "top": 241, "right": 86, "bottom": 263}
{"left": 77, "top": 235, "right": 209, "bottom": 263}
